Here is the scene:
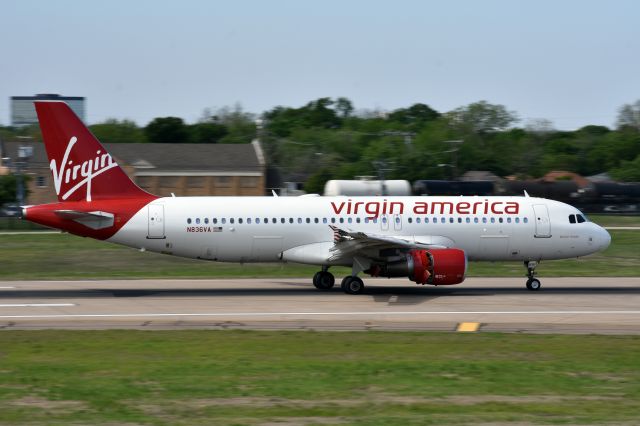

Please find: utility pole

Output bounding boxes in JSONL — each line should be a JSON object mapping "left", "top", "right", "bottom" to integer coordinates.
{"left": 443, "top": 140, "right": 463, "bottom": 180}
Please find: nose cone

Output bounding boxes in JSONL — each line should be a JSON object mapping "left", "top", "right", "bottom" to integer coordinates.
{"left": 597, "top": 226, "right": 611, "bottom": 251}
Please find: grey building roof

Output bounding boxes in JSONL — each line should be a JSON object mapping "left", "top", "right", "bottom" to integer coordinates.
{"left": 1, "top": 141, "right": 264, "bottom": 174}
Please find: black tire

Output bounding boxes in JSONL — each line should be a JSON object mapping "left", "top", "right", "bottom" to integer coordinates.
{"left": 340, "top": 276, "right": 352, "bottom": 291}
{"left": 312, "top": 271, "right": 322, "bottom": 288}
{"left": 344, "top": 276, "right": 365, "bottom": 295}
{"left": 315, "top": 272, "right": 335, "bottom": 290}
{"left": 526, "top": 278, "right": 541, "bottom": 291}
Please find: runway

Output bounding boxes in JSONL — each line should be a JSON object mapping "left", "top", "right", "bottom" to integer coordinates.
{"left": 1, "top": 277, "right": 640, "bottom": 333}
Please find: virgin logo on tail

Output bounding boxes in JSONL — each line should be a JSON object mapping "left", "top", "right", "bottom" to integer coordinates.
{"left": 50, "top": 136, "right": 119, "bottom": 202}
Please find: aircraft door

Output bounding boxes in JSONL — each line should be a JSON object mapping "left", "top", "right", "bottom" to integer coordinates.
{"left": 147, "top": 204, "right": 165, "bottom": 239}
{"left": 532, "top": 204, "right": 551, "bottom": 238}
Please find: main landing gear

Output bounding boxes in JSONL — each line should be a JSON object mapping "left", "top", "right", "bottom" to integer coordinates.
{"left": 340, "top": 276, "right": 365, "bottom": 295}
{"left": 525, "top": 261, "right": 541, "bottom": 291}
{"left": 312, "top": 267, "right": 365, "bottom": 294}
{"left": 312, "top": 266, "right": 335, "bottom": 291}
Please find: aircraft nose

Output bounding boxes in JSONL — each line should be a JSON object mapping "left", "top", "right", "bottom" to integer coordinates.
{"left": 598, "top": 226, "right": 611, "bottom": 251}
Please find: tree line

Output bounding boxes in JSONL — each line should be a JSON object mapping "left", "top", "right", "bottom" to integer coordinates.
{"left": 1, "top": 98, "right": 639, "bottom": 195}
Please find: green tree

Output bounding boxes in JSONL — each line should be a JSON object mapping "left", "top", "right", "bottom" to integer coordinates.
{"left": 387, "top": 103, "right": 440, "bottom": 130}
{"left": 611, "top": 154, "right": 640, "bottom": 181}
{"left": 446, "top": 101, "right": 518, "bottom": 133}
{"left": 616, "top": 100, "right": 640, "bottom": 130}
{"left": 89, "top": 119, "right": 146, "bottom": 144}
{"left": 144, "top": 117, "right": 190, "bottom": 144}
{"left": 189, "top": 122, "right": 228, "bottom": 144}
{"left": 0, "top": 174, "right": 17, "bottom": 206}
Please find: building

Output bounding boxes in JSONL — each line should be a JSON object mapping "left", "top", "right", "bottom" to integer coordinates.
{"left": 11, "top": 94, "right": 85, "bottom": 126}
{"left": 0, "top": 140, "right": 266, "bottom": 205}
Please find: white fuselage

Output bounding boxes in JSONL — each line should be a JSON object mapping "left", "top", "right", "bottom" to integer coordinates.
{"left": 109, "top": 195, "right": 611, "bottom": 265}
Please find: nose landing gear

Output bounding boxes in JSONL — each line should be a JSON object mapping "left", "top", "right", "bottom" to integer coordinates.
{"left": 525, "top": 261, "right": 541, "bottom": 291}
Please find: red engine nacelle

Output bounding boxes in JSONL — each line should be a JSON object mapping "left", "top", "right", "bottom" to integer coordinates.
{"left": 369, "top": 248, "right": 467, "bottom": 286}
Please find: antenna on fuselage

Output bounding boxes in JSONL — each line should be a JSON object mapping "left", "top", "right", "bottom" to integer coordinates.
{"left": 272, "top": 190, "right": 279, "bottom": 197}
{"left": 523, "top": 190, "right": 530, "bottom": 197}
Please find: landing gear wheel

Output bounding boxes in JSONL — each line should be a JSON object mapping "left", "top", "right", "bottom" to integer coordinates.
{"left": 341, "top": 276, "right": 365, "bottom": 295}
{"left": 313, "top": 271, "right": 335, "bottom": 290}
{"left": 524, "top": 261, "right": 541, "bottom": 291}
{"left": 340, "top": 276, "right": 352, "bottom": 291}
{"left": 526, "top": 278, "right": 541, "bottom": 291}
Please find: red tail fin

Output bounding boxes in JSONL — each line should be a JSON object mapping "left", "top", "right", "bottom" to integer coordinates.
{"left": 35, "top": 101, "right": 152, "bottom": 202}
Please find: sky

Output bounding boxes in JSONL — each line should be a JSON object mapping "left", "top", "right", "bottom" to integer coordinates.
{"left": 1, "top": 0, "right": 639, "bottom": 129}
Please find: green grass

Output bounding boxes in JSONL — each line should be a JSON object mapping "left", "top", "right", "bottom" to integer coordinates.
{"left": 0, "top": 230, "right": 639, "bottom": 280}
{"left": 0, "top": 331, "right": 639, "bottom": 425}
{"left": 589, "top": 214, "right": 640, "bottom": 227}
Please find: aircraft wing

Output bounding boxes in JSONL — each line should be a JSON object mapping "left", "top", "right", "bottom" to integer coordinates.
{"left": 327, "top": 225, "right": 452, "bottom": 262}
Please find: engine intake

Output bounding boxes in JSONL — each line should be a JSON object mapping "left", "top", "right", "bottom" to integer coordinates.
{"left": 369, "top": 248, "right": 467, "bottom": 285}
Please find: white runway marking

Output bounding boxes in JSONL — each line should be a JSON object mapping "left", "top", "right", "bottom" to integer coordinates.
{"left": 0, "top": 286, "right": 16, "bottom": 289}
{"left": 1, "top": 310, "right": 640, "bottom": 319}
{"left": 0, "top": 303, "right": 75, "bottom": 308}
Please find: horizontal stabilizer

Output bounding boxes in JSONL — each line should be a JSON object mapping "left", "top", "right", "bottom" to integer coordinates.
{"left": 54, "top": 210, "right": 115, "bottom": 230}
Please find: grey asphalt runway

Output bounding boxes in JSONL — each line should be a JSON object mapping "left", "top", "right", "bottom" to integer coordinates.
{"left": 1, "top": 277, "right": 640, "bottom": 333}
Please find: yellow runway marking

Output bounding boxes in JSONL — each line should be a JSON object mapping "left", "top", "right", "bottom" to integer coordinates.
{"left": 457, "top": 322, "right": 480, "bottom": 332}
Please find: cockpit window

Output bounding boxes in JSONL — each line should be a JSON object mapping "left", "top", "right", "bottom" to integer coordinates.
{"left": 569, "top": 214, "right": 576, "bottom": 224}
{"left": 577, "top": 214, "right": 586, "bottom": 223}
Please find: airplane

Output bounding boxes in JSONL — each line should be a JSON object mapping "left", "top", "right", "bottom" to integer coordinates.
{"left": 22, "top": 101, "right": 612, "bottom": 294}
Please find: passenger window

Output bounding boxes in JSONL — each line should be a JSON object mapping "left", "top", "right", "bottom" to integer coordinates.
{"left": 417, "top": 217, "right": 422, "bottom": 224}
{"left": 408, "top": 218, "right": 413, "bottom": 224}
{"left": 213, "top": 218, "right": 218, "bottom": 224}
{"left": 221, "top": 218, "right": 226, "bottom": 224}
{"left": 577, "top": 214, "right": 586, "bottom": 223}
{"left": 247, "top": 218, "right": 252, "bottom": 224}
{"left": 264, "top": 217, "right": 268, "bottom": 223}
{"left": 331, "top": 218, "right": 336, "bottom": 224}
{"left": 306, "top": 218, "right": 311, "bottom": 223}
{"left": 490, "top": 217, "right": 495, "bottom": 223}
{"left": 255, "top": 218, "right": 260, "bottom": 224}
{"left": 187, "top": 218, "right": 192, "bottom": 224}
{"left": 524, "top": 217, "right": 529, "bottom": 223}
{"left": 569, "top": 214, "right": 576, "bottom": 224}
{"left": 441, "top": 218, "right": 445, "bottom": 223}
{"left": 507, "top": 217, "right": 511, "bottom": 223}
{"left": 272, "top": 218, "right": 277, "bottom": 223}
{"left": 466, "top": 217, "right": 471, "bottom": 223}
{"left": 281, "top": 218, "right": 285, "bottom": 223}
{"left": 230, "top": 218, "right": 234, "bottom": 224}
{"left": 515, "top": 217, "right": 519, "bottom": 223}
{"left": 356, "top": 218, "right": 361, "bottom": 223}
{"left": 474, "top": 217, "right": 478, "bottom": 223}
{"left": 289, "top": 218, "right": 294, "bottom": 224}
{"left": 499, "top": 218, "right": 503, "bottom": 223}
{"left": 298, "top": 218, "right": 302, "bottom": 224}
{"left": 458, "top": 218, "right": 462, "bottom": 223}
{"left": 238, "top": 218, "right": 243, "bottom": 224}
{"left": 195, "top": 218, "right": 201, "bottom": 224}
{"left": 315, "top": 218, "right": 319, "bottom": 224}
{"left": 204, "top": 218, "right": 209, "bottom": 224}
{"left": 323, "top": 218, "right": 328, "bottom": 224}
{"left": 482, "top": 217, "right": 487, "bottom": 223}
